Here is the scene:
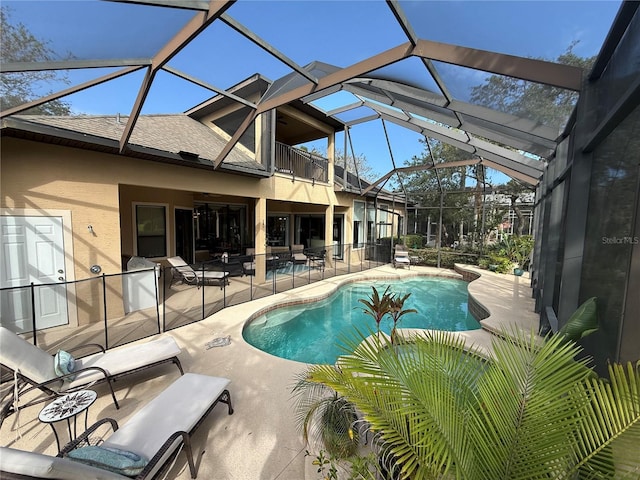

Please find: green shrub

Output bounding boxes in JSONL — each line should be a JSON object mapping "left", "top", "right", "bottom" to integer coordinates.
{"left": 402, "top": 234, "right": 423, "bottom": 249}
{"left": 497, "top": 235, "right": 534, "bottom": 268}
{"left": 411, "top": 248, "right": 481, "bottom": 268}
{"left": 478, "top": 257, "right": 491, "bottom": 269}
{"left": 487, "top": 253, "right": 512, "bottom": 274}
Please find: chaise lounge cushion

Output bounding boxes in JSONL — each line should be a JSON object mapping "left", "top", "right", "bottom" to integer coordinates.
{"left": 66, "top": 336, "right": 181, "bottom": 389}
{"left": 0, "top": 446, "right": 130, "bottom": 480}
{"left": 0, "top": 327, "right": 58, "bottom": 386}
{"left": 100, "top": 373, "right": 231, "bottom": 479}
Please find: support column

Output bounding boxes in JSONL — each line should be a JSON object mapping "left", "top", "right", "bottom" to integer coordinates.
{"left": 327, "top": 132, "right": 335, "bottom": 187}
{"left": 325, "top": 204, "right": 333, "bottom": 269}
{"left": 255, "top": 198, "right": 267, "bottom": 284}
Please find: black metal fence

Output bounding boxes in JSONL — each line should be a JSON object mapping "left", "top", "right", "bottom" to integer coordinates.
{"left": 0, "top": 243, "right": 390, "bottom": 353}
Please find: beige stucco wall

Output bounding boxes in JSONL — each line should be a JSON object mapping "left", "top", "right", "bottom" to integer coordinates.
{"left": 1, "top": 135, "right": 404, "bottom": 326}
{"left": 1, "top": 137, "right": 343, "bottom": 272}
{"left": 1, "top": 137, "right": 346, "bottom": 322}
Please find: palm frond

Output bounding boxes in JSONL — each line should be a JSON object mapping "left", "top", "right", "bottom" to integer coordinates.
{"left": 309, "top": 330, "right": 483, "bottom": 480}
{"left": 468, "top": 330, "right": 593, "bottom": 480}
{"left": 569, "top": 361, "right": 640, "bottom": 479}
{"left": 295, "top": 325, "right": 640, "bottom": 480}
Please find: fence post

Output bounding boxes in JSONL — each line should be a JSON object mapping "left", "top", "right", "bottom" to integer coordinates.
{"left": 162, "top": 265, "right": 167, "bottom": 332}
{"left": 201, "top": 264, "right": 205, "bottom": 320}
{"left": 102, "top": 274, "right": 108, "bottom": 349}
{"left": 154, "top": 266, "right": 161, "bottom": 334}
{"left": 30, "top": 283, "right": 37, "bottom": 346}
{"left": 272, "top": 264, "right": 276, "bottom": 295}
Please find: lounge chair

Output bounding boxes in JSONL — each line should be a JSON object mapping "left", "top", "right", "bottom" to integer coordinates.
{"left": 0, "top": 373, "right": 233, "bottom": 479}
{"left": 291, "top": 244, "right": 308, "bottom": 264}
{"left": 0, "top": 327, "right": 183, "bottom": 425}
{"left": 167, "top": 256, "right": 229, "bottom": 288}
{"left": 242, "top": 248, "right": 256, "bottom": 276}
{"left": 393, "top": 245, "right": 411, "bottom": 269}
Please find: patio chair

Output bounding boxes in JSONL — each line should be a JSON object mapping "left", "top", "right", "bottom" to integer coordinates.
{"left": 393, "top": 245, "right": 411, "bottom": 269}
{"left": 0, "top": 327, "right": 183, "bottom": 425}
{"left": 307, "top": 248, "right": 326, "bottom": 271}
{"left": 0, "top": 373, "right": 233, "bottom": 480}
{"left": 167, "top": 256, "right": 229, "bottom": 288}
{"left": 291, "top": 244, "right": 308, "bottom": 264}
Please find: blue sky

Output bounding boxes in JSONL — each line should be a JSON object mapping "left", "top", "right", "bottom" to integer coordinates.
{"left": 6, "top": 0, "right": 623, "bottom": 184}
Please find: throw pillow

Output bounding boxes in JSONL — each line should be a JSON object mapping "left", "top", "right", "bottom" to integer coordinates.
{"left": 53, "top": 350, "right": 76, "bottom": 380}
{"left": 67, "top": 446, "right": 149, "bottom": 477}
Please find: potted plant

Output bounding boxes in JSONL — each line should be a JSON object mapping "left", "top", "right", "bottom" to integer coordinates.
{"left": 291, "top": 373, "right": 360, "bottom": 459}
{"left": 501, "top": 235, "right": 533, "bottom": 276}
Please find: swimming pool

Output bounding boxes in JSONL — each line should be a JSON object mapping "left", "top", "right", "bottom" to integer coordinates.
{"left": 242, "top": 276, "right": 480, "bottom": 364}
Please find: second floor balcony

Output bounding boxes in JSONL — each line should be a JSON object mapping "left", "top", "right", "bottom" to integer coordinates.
{"left": 275, "top": 142, "right": 328, "bottom": 183}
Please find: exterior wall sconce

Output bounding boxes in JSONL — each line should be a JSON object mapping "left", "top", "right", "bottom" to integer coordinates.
{"left": 87, "top": 225, "right": 94, "bottom": 234}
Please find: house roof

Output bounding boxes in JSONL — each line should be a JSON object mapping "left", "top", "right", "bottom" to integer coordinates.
{"left": 1, "top": 114, "right": 268, "bottom": 176}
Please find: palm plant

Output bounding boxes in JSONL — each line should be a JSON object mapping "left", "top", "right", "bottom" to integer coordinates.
{"left": 291, "top": 372, "right": 360, "bottom": 459}
{"left": 302, "top": 329, "right": 640, "bottom": 480}
{"left": 388, "top": 293, "right": 417, "bottom": 344}
{"left": 358, "top": 286, "right": 393, "bottom": 338}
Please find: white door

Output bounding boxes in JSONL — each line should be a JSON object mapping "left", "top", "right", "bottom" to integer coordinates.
{"left": 0, "top": 216, "right": 68, "bottom": 333}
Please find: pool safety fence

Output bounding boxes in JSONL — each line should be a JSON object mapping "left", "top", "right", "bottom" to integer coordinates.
{"left": 0, "top": 243, "right": 391, "bottom": 352}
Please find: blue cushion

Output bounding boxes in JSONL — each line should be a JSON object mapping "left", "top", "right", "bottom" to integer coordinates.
{"left": 67, "top": 446, "right": 148, "bottom": 477}
{"left": 53, "top": 350, "right": 76, "bottom": 380}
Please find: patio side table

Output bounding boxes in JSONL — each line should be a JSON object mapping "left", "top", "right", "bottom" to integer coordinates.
{"left": 38, "top": 389, "right": 97, "bottom": 453}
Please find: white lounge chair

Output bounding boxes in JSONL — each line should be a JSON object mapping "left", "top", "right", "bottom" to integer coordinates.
{"left": 0, "top": 327, "right": 183, "bottom": 424}
{"left": 0, "top": 373, "right": 233, "bottom": 479}
{"left": 291, "top": 244, "right": 308, "bottom": 264}
{"left": 393, "top": 245, "right": 411, "bottom": 269}
{"left": 167, "top": 256, "right": 229, "bottom": 288}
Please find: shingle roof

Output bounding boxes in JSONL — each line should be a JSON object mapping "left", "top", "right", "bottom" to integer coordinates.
{"left": 3, "top": 114, "right": 266, "bottom": 173}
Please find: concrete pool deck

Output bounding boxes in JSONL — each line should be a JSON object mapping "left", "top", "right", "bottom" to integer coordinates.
{"left": 0, "top": 264, "right": 540, "bottom": 479}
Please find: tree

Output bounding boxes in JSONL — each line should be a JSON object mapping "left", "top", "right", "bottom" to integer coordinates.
{"left": 403, "top": 139, "right": 485, "bottom": 247}
{"left": 306, "top": 146, "right": 380, "bottom": 182}
{"left": 469, "top": 42, "right": 594, "bottom": 127}
{"left": 1, "top": 6, "right": 71, "bottom": 115}
{"left": 494, "top": 179, "right": 535, "bottom": 236}
{"left": 338, "top": 149, "right": 381, "bottom": 182}
{"left": 402, "top": 44, "right": 593, "bottom": 247}
{"left": 301, "top": 329, "right": 640, "bottom": 480}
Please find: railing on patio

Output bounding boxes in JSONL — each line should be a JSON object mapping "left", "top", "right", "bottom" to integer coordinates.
{"left": 0, "top": 243, "right": 390, "bottom": 353}
{"left": 274, "top": 142, "right": 328, "bottom": 183}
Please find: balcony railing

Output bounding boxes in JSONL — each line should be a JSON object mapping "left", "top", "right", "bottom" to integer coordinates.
{"left": 275, "top": 142, "right": 328, "bottom": 183}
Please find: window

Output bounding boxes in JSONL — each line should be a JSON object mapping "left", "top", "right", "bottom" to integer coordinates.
{"left": 136, "top": 205, "right": 166, "bottom": 258}
{"left": 194, "top": 203, "right": 248, "bottom": 254}
{"left": 268, "top": 215, "right": 289, "bottom": 246}
{"left": 353, "top": 201, "right": 365, "bottom": 248}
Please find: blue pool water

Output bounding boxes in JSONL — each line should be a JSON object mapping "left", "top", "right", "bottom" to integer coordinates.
{"left": 242, "top": 276, "right": 480, "bottom": 364}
